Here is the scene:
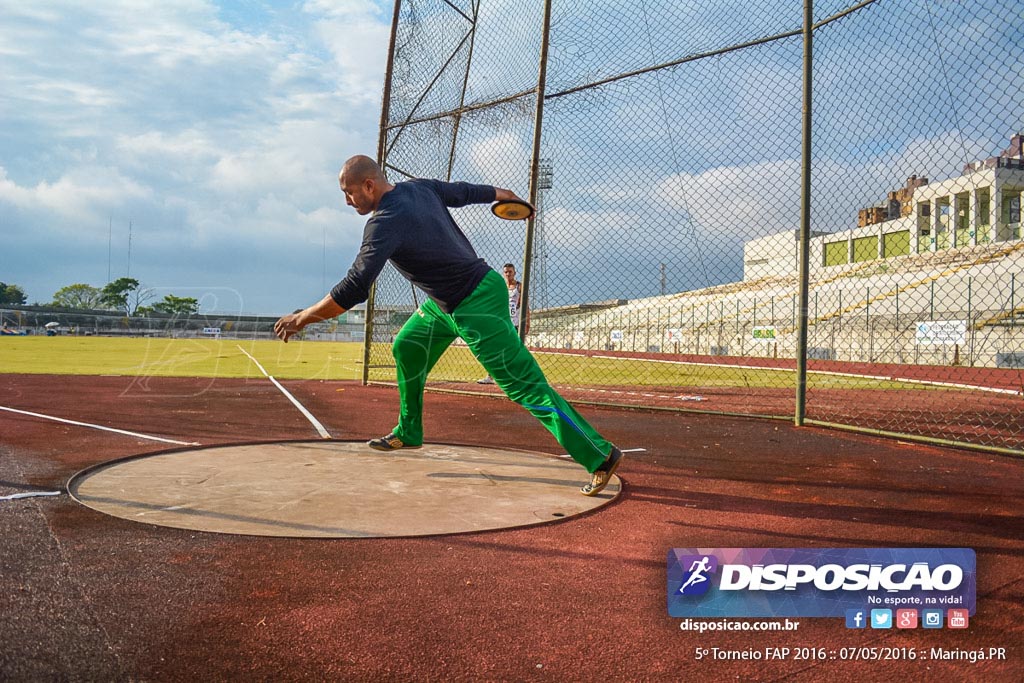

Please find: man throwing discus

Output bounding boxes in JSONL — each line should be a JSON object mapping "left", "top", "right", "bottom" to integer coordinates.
{"left": 274, "top": 155, "right": 623, "bottom": 496}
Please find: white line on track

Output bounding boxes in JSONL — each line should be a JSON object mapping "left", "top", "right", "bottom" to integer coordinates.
{"left": 557, "top": 447, "right": 646, "bottom": 459}
{"left": 1, "top": 491, "right": 62, "bottom": 501}
{"left": 237, "top": 345, "right": 332, "bottom": 439}
{"left": 534, "top": 350, "right": 1022, "bottom": 396}
{"left": 0, "top": 405, "right": 200, "bottom": 446}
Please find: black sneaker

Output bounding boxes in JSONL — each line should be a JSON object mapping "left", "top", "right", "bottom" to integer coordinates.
{"left": 367, "top": 433, "right": 422, "bottom": 451}
{"left": 580, "top": 446, "right": 623, "bottom": 496}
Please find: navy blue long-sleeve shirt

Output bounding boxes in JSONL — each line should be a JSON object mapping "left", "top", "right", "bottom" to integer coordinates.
{"left": 330, "top": 179, "right": 496, "bottom": 314}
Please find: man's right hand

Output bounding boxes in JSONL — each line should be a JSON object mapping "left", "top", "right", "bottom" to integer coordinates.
{"left": 274, "top": 312, "right": 304, "bottom": 342}
{"left": 494, "top": 187, "right": 523, "bottom": 203}
{"left": 273, "top": 296, "right": 347, "bottom": 343}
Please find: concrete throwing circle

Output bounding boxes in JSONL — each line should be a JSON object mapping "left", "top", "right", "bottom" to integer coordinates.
{"left": 68, "top": 441, "right": 621, "bottom": 538}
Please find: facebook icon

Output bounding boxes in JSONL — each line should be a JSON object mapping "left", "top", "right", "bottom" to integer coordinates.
{"left": 845, "top": 609, "right": 867, "bottom": 629}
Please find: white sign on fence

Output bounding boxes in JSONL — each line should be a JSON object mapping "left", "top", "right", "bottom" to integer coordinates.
{"left": 202, "top": 327, "right": 222, "bottom": 336}
{"left": 915, "top": 320, "right": 966, "bottom": 346}
{"left": 751, "top": 326, "right": 777, "bottom": 342}
{"left": 665, "top": 327, "right": 683, "bottom": 342}
{"left": 610, "top": 330, "right": 623, "bottom": 342}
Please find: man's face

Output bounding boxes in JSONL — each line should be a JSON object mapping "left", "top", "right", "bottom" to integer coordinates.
{"left": 339, "top": 174, "right": 376, "bottom": 215}
{"left": 503, "top": 266, "right": 515, "bottom": 283}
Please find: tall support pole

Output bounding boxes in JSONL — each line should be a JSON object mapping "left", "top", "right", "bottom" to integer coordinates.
{"left": 518, "top": 0, "right": 553, "bottom": 340}
{"left": 362, "top": 0, "right": 403, "bottom": 386}
{"left": 967, "top": 276, "right": 973, "bottom": 365}
{"left": 446, "top": 1, "right": 479, "bottom": 180}
{"left": 795, "top": 0, "right": 813, "bottom": 425}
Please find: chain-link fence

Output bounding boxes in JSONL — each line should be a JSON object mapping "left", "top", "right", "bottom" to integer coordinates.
{"left": 1, "top": 306, "right": 366, "bottom": 341}
{"left": 367, "top": 0, "right": 1024, "bottom": 455}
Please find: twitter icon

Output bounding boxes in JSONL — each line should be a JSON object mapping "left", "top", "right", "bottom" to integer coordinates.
{"left": 870, "top": 609, "right": 893, "bottom": 629}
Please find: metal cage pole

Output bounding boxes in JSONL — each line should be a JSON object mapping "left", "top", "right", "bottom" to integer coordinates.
{"left": 447, "top": 1, "right": 480, "bottom": 180}
{"left": 362, "top": 0, "right": 403, "bottom": 385}
{"left": 795, "top": 0, "right": 813, "bottom": 424}
{"left": 519, "top": 0, "right": 553, "bottom": 340}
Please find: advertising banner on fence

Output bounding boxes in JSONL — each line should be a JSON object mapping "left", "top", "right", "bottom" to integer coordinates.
{"left": 668, "top": 548, "right": 975, "bottom": 619}
{"left": 915, "top": 320, "right": 966, "bottom": 345}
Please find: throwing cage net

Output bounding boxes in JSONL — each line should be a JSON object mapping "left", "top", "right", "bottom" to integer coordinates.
{"left": 366, "top": 0, "right": 1024, "bottom": 455}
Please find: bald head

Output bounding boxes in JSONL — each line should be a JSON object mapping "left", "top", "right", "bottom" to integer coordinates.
{"left": 340, "top": 155, "right": 385, "bottom": 184}
{"left": 338, "top": 155, "right": 394, "bottom": 215}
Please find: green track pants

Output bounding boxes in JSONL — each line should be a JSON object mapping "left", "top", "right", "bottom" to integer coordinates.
{"left": 390, "top": 270, "right": 612, "bottom": 473}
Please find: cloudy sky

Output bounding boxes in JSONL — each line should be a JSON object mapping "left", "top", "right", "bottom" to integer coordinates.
{"left": 1, "top": 1, "right": 392, "bottom": 314}
{"left": 3, "top": 1, "right": 1019, "bottom": 314}
{"left": 372, "top": 0, "right": 1021, "bottom": 308}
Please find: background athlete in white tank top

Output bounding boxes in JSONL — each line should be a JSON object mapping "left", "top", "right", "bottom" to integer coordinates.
{"left": 478, "top": 263, "right": 524, "bottom": 384}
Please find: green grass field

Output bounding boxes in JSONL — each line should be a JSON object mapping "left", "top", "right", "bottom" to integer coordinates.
{"left": 0, "top": 335, "right": 932, "bottom": 391}
{"left": 412, "top": 345, "right": 933, "bottom": 390}
{"left": 0, "top": 336, "right": 363, "bottom": 380}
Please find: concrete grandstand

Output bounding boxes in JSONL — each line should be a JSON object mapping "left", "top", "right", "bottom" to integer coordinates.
{"left": 527, "top": 134, "right": 1024, "bottom": 370}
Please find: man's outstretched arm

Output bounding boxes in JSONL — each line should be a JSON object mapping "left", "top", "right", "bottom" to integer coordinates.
{"left": 430, "top": 179, "right": 525, "bottom": 207}
{"left": 274, "top": 294, "right": 347, "bottom": 342}
{"left": 493, "top": 187, "right": 521, "bottom": 202}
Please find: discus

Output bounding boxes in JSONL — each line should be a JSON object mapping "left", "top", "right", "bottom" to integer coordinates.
{"left": 490, "top": 198, "right": 535, "bottom": 221}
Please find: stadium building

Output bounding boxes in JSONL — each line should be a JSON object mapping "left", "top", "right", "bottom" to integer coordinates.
{"left": 529, "top": 134, "right": 1024, "bottom": 369}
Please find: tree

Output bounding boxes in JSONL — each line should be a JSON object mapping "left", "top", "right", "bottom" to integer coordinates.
{"left": 100, "top": 278, "right": 140, "bottom": 314}
{"left": 0, "top": 282, "right": 27, "bottom": 305}
{"left": 52, "top": 283, "right": 103, "bottom": 309}
{"left": 152, "top": 295, "right": 199, "bottom": 316}
{"left": 128, "top": 286, "right": 156, "bottom": 316}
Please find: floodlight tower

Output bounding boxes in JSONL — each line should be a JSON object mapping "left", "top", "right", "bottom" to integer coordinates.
{"left": 532, "top": 159, "right": 553, "bottom": 309}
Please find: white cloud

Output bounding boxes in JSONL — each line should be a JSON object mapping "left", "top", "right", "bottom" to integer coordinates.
{"left": 0, "top": 1, "right": 392, "bottom": 310}
{"left": 209, "top": 119, "right": 359, "bottom": 201}
{"left": 655, "top": 158, "right": 800, "bottom": 235}
{"left": 303, "top": 0, "right": 390, "bottom": 102}
{"left": 3, "top": 1, "right": 1013, "bottom": 311}
{"left": 21, "top": 79, "right": 118, "bottom": 109}
{"left": 116, "top": 130, "right": 219, "bottom": 165}
{"left": 540, "top": 205, "right": 644, "bottom": 252}
{"left": 0, "top": 165, "right": 152, "bottom": 221}
{"left": 468, "top": 130, "right": 532, "bottom": 191}
{"left": 270, "top": 51, "right": 321, "bottom": 89}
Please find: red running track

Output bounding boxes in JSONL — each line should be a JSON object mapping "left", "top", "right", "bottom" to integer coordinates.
{"left": 1, "top": 374, "right": 1022, "bottom": 681}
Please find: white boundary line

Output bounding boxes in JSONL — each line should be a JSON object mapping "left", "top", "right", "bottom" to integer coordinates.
{"left": 237, "top": 345, "right": 332, "bottom": 439}
{"left": 0, "top": 406, "right": 200, "bottom": 446}
{"left": 534, "top": 350, "right": 1022, "bottom": 396}
{"left": 1, "top": 491, "right": 62, "bottom": 500}
{"left": 557, "top": 447, "right": 646, "bottom": 459}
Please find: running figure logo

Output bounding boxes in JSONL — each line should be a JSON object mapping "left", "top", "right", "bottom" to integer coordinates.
{"left": 677, "top": 554, "right": 718, "bottom": 596}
